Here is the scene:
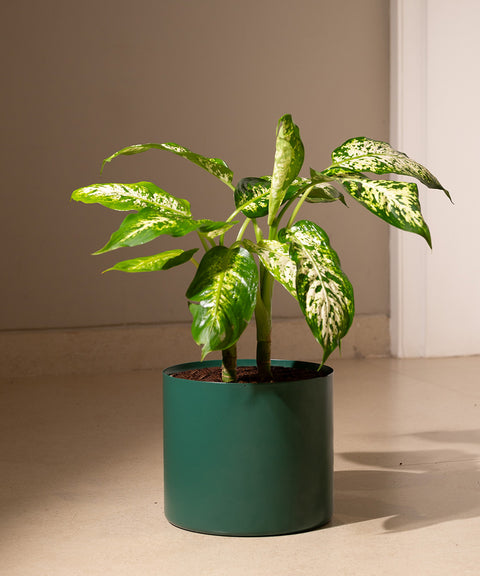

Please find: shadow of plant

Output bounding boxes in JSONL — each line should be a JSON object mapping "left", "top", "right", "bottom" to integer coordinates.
{"left": 332, "top": 433, "right": 480, "bottom": 532}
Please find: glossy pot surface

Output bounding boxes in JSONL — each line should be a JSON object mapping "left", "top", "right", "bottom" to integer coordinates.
{"left": 163, "top": 359, "right": 333, "bottom": 536}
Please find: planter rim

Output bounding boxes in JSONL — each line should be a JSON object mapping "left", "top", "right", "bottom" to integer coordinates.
{"left": 163, "top": 358, "right": 333, "bottom": 385}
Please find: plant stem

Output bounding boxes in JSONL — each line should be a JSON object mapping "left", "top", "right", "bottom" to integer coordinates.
{"left": 253, "top": 219, "right": 263, "bottom": 242}
{"left": 236, "top": 218, "right": 251, "bottom": 242}
{"left": 255, "top": 263, "right": 274, "bottom": 381}
{"left": 197, "top": 231, "right": 210, "bottom": 252}
{"left": 222, "top": 345, "right": 237, "bottom": 382}
{"left": 286, "top": 186, "right": 313, "bottom": 229}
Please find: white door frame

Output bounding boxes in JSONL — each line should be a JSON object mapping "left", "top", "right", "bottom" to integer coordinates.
{"left": 390, "top": 0, "right": 430, "bottom": 357}
{"left": 390, "top": 0, "right": 480, "bottom": 358}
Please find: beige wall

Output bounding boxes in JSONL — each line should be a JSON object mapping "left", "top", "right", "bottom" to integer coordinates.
{"left": 1, "top": 0, "right": 389, "bottom": 331}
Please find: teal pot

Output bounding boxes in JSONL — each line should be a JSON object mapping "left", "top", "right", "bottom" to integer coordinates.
{"left": 163, "top": 359, "right": 333, "bottom": 537}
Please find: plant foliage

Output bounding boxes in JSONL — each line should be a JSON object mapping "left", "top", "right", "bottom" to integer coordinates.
{"left": 72, "top": 114, "right": 450, "bottom": 381}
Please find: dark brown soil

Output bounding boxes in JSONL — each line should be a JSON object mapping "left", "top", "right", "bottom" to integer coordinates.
{"left": 171, "top": 365, "right": 322, "bottom": 384}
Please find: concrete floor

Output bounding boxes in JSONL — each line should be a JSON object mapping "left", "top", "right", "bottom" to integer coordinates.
{"left": 1, "top": 357, "right": 479, "bottom": 575}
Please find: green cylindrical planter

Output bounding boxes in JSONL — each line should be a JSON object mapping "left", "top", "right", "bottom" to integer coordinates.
{"left": 163, "top": 359, "right": 333, "bottom": 536}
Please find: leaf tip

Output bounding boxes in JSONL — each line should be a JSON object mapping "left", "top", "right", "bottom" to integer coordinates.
{"left": 424, "top": 229, "right": 433, "bottom": 249}
{"left": 200, "top": 347, "right": 211, "bottom": 361}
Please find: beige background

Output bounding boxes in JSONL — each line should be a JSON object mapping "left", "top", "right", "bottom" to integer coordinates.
{"left": 1, "top": 0, "right": 389, "bottom": 334}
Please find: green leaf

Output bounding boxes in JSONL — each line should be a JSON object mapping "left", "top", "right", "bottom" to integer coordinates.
{"left": 243, "top": 239, "right": 297, "bottom": 299}
{"left": 234, "top": 177, "right": 272, "bottom": 218}
{"left": 268, "top": 115, "right": 305, "bottom": 225}
{"left": 71, "top": 182, "right": 191, "bottom": 214}
{"left": 104, "top": 249, "right": 198, "bottom": 273}
{"left": 94, "top": 208, "right": 202, "bottom": 254}
{"left": 302, "top": 173, "right": 348, "bottom": 205}
{"left": 186, "top": 246, "right": 258, "bottom": 358}
{"left": 339, "top": 175, "right": 432, "bottom": 247}
{"left": 101, "top": 142, "right": 234, "bottom": 185}
{"left": 234, "top": 176, "right": 299, "bottom": 219}
{"left": 328, "top": 137, "right": 451, "bottom": 200}
{"left": 305, "top": 183, "right": 347, "bottom": 204}
{"left": 197, "top": 219, "right": 238, "bottom": 239}
{"left": 285, "top": 220, "right": 354, "bottom": 364}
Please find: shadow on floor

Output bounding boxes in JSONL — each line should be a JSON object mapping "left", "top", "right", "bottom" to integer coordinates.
{"left": 2, "top": 372, "right": 479, "bottom": 537}
{"left": 332, "top": 438, "right": 480, "bottom": 532}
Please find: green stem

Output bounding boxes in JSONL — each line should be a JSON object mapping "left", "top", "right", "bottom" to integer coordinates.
{"left": 286, "top": 186, "right": 313, "bottom": 229}
{"left": 255, "top": 263, "right": 274, "bottom": 382}
{"left": 268, "top": 222, "right": 279, "bottom": 241}
{"left": 275, "top": 195, "right": 297, "bottom": 225}
{"left": 253, "top": 219, "right": 263, "bottom": 243}
{"left": 222, "top": 344, "right": 237, "bottom": 382}
{"left": 197, "top": 231, "right": 210, "bottom": 252}
{"left": 236, "top": 218, "right": 251, "bottom": 242}
{"left": 219, "top": 206, "right": 245, "bottom": 246}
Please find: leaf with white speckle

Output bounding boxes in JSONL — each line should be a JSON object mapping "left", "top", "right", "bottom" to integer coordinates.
{"left": 268, "top": 115, "right": 304, "bottom": 225}
{"left": 327, "top": 137, "right": 451, "bottom": 200}
{"left": 243, "top": 239, "right": 297, "bottom": 299}
{"left": 338, "top": 174, "right": 432, "bottom": 247}
{"left": 93, "top": 208, "right": 202, "bottom": 254}
{"left": 94, "top": 209, "right": 232, "bottom": 254}
{"left": 71, "top": 182, "right": 191, "bottom": 214}
{"left": 104, "top": 249, "right": 198, "bottom": 273}
{"left": 234, "top": 176, "right": 301, "bottom": 218}
{"left": 286, "top": 220, "right": 354, "bottom": 364}
{"left": 101, "top": 142, "right": 233, "bottom": 185}
{"left": 186, "top": 246, "right": 258, "bottom": 358}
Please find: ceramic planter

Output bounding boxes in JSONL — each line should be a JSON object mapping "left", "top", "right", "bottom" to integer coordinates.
{"left": 163, "top": 359, "right": 333, "bottom": 536}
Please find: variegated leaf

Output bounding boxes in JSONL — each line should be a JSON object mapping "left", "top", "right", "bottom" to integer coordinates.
{"left": 186, "top": 246, "right": 258, "bottom": 358}
{"left": 242, "top": 239, "right": 297, "bottom": 299}
{"left": 71, "top": 182, "right": 191, "bottom": 214}
{"left": 234, "top": 176, "right": 301, "bottom": 219}
{"left": 94, "top": 208, "right": 203, "bottom": 254}
{"left": 339, "top": 176, "right": 432, "bottom": 247}
{"left": 101, "top": 142, "right": 233, "bottom": 185}
{"left": 328, "top": 137, "right": 451, "bottom": 199}
{"left": 234, "top": 177, "right": 271, "bottom": 218}
{"left": 104, "top": 249, "right": 198, "bottom": 273}
{"left": 268, "top": 114, "right": 304, "bottom": 225}
{"left": 285, "top": 220, "right": 354, "bottom": 364}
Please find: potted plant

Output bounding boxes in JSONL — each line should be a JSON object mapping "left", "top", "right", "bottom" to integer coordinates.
{"left": 71, "top": 114, "right": 449, "bottom": 536}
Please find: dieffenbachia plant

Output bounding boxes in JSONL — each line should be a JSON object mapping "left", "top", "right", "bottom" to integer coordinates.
{"left": 71, "top": 114, "right": 450, "bottom": 382}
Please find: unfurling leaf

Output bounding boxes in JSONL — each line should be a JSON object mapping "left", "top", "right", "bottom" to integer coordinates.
{"left": 268, "top": 115, "right": 304, "bottom": 225}
{"left": 186, "top": 246, "right": 258, "bottom": 358}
